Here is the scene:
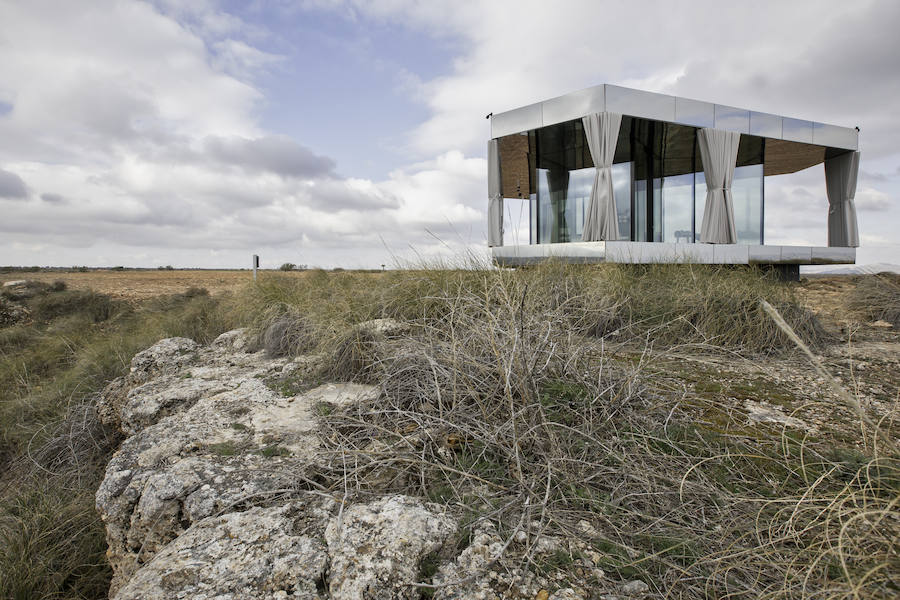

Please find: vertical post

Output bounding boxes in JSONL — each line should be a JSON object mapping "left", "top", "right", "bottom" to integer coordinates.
{"left": 252, "top": 255, "right": 259, "bottom": 281}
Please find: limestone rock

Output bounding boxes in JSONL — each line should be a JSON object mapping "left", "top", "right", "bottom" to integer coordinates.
{"left": 96, "top": 330, "right": 385, "bottom": 595}
{"left": 304, "top": 381, "right": 380, "bottom": 408}
{"left": 620, "top": 579, "right": 650, "bottom": 596}
{"left": 745, "top": 400, "right": 808, "bottom": 429}
{"left": 97, "top": 453, "right": 303, "bottom": 587}
{"left": 433, "top": 522, "right": 541, "bottom": 600}
{"left": 551, "top": 589, "right": 585, "bottom": 600}
{"left": 325, "top": 495, "right": 457, "bottom": 600}
{"left": 356, "top": 318, "right": 410, "bottom": 337}
{"left": 210, "top": 327, "right": 254, "bottom": 352}
{"left": 129, "top": 337, "right": 200, "bottom": 380}
{"left": 113, "top": 504, "right": 328, "bottom": 600}
{"left": 96, "top": 336, "right": 202, "bottom": 429}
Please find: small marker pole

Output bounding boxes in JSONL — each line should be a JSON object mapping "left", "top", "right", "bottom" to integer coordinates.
{"left": 252, "top": 255, "right": 259, "bottom": 282}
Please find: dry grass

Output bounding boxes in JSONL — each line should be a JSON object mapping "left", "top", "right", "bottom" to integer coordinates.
{"left": 0, "top": 284, "right": 237, "bottom": 599}
{"left": 1, "top": 264, "right": 896, "bottom": 599}
{"left": 243, "top": 263, "right": 895, "bottom": 599}
{"left": 846, "top": 272, "right": 900, "bottom": 326}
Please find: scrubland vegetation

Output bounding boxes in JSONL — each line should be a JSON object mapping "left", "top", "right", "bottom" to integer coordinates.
{"left": 1, "top": 264, "right": 897, "bottom": 599}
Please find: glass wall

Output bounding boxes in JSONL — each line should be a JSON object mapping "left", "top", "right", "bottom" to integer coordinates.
{"left": 694, "top": 165, "right": 763, "bottom": 244}
{"left": 526, "top": 116, "right": 764, "bottom": 245}
{"left": 613, "top": 162, "right": 632, "bottom": 239}
{"left": 659, "top": 173, "right": 693, "bottom": 243}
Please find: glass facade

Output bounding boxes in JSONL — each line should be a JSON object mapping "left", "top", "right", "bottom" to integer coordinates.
{"left": 525, "top": 115, "right": 765, "bottom": 246}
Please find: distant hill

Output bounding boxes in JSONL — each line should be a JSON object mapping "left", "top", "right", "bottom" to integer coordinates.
{"left": 802, "top": 262, "right": 900, "bottom": 275}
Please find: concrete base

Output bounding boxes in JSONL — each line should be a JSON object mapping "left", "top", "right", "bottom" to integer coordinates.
{"left": 491, "top": 241, "right": 855, "bottom": 268}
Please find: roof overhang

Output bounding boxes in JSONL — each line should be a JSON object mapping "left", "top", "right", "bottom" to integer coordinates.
{"left": 490, "top": 85, "right": 859, "bottom": 164}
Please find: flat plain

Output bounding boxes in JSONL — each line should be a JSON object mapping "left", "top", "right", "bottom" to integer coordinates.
{"left": 0, "top": 269, "right": 305, "bottom": 300}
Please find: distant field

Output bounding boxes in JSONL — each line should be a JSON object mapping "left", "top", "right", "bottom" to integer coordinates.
{"left": 0, "top": 267, "right": 860, "bottom": 308}
{"left": 0, "top": 269, "right": 311, "bottom": 300}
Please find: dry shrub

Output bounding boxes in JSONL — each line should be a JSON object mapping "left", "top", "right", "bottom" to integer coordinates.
{"left": 306, "top": 266, "right": 895, "bottom": 599}
{"left": 28, "top": 289, "right": 115, "bottom": 323}
{"left": 260, "top": 312, "right": 320, "bottom": 357}
{"left": 319, "top": 326, "right": 382, "bottom": 383}
{"left": 1, "top": 279, "right": 54, "bottom": 301}
{"left": 846, "top": 273, "right": 900, "bottom": 326}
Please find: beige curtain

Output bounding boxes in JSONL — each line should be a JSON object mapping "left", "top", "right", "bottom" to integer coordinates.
{"left": 825, "top": 150, "right": 860, "bottom": 247}
{"left": 697, "top": 128, "right": 740, "bottom": 244}
{"left": 487, "top": 139, "right": 503, "bottom": 247}
{"left": 582, "top": 112, "right": 622, "bottom": 241}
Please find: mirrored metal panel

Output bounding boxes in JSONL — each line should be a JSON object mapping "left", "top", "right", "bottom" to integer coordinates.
{"left": 750, "top": 112, "right": 782, "bottom": 138}
{"left": 674, "top": 97, "right": 715, "bottom": 128}
{"left": 541, "top": 85, "right": 605, "bottom": 128}
{"left": 714, "top": 105, "right": 750, "bottom": 133}
{"left": 812, "top": 122, "right": 858, "bottom": 150}
{"left": 606, "top": 85, "right": 676, "bottom": 122}
{"left": 491, "top": 102, "right": 543, "bottom": 138}
{"left": 782, "top": 118, "right": 814, "bottom": 144}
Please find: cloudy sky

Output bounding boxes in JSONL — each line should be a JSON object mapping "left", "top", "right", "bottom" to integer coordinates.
{"left": 1, "top": 0, "right": 897, "bottom": 269}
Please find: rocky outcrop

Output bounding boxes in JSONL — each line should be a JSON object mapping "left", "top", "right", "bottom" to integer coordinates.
{"left": 95, "top": 329, "right": 628, "bottom": 599}
{"left": 325, "top": 495, "right": 456, "bottom": 599}
{"left": 95, "top": 330, "right": 470, "bottom": 599}
{"left": 113, "top": 503, "right": 330, "bottom": 600}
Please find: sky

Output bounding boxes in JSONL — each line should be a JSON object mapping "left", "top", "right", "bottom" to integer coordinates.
{"left": 0, "top": 0, "right": 898, "bottom": 269}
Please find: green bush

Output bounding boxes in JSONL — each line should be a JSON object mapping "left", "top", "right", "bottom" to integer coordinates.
{"left": 27, "top": 289, "right": 115, "bottom": 323}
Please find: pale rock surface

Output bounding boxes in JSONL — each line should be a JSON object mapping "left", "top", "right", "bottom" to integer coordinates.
{"left": 304, "top": 382, "right": 381, "bottom": 408}
{"left": 112, "top": 504, "right": 328, "bottom": 600}
{"left": 433, "top": 522, "right": 541, "bottom": 600}
{"left": 355, "top": 318, "right": 410, "bottom": 337}
{"left": 620, "top": 579, "right": 650, "bottom": 596}
{"left": 551, "top": 589, "right": 585, "bottom": 600}
{"left": 745, "top": 400, "right": 808, "bottom": 429}
{"left": 325, "top": 495, "right": 456, "bottom": 600}
{"left": 96, "top": 329, "right": 378, "bottom": 595}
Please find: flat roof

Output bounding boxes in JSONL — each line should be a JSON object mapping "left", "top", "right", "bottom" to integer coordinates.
{"left": 490, "top": 84, "right": 858, "bottom": 151}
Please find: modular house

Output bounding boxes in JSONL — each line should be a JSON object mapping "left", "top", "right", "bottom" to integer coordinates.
{"left": 487, "top": 84, "right": 860, "bottom": 277}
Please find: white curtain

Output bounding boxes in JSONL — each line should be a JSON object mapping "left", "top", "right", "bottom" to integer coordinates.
{"left": 825, "top": 150, "right": 860, "bottom": 247}
{"left": 697, "top": 128, "right": 741, "bottom": 244}
{"left": 582, "top": 112, "right": 622, "bottom": 241}
{"left": 487, "top": 139, "right": 503, "bottom": 247}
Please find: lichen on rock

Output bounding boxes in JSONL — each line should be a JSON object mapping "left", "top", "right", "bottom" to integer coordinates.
{"left": 324, "top": 495, "right": 456, "bottom": 600}
{"left": 112, "top": 503, "right": 329, "bottom": 600}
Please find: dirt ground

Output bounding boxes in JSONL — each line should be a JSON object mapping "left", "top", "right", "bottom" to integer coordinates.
{"left": 0, "top": 269, "right": 307, "bottom": 300}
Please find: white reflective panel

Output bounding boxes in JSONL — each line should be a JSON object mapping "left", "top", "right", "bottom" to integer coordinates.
{"left": 714, "top": 105, "right": 750, "bottom": 133}
{"left": 750, "top": 112, "right": 782, "bottom": 138}
{"left": 812, "top": 122, "right": 858, "bottom": 150}
{"left": 541, "top": 85, "right": 605, "bottom": 127}
{"left": 503, "top": 198, "right": 531, "bottom": 246}
{"left": 782, "top": 118, "right": 814, "bottom": 144}
{"left": 491, "top": 102, "right": 543, "bottom": 138}
{"left": 674, "top": 97, "right": 714, "bottom": 128}
{"left": 606, "top": 85, "right": 676, "bottom": 122}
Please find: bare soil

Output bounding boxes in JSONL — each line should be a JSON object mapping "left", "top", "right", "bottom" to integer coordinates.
{"left": 0, "top": 269, "right": 305, "bottom": 300}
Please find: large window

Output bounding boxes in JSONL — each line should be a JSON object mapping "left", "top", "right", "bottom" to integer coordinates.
{"left": 659, "top": 173, "right": 694, "bottom": 243}
{"left": 695, "top": 165, "right": 763, "bottom": 244}
{"left": 524, "top": 116, "right": 764, "bottom": 245}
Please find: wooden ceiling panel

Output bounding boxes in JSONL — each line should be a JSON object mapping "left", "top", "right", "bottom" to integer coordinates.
{"left": 764, "top": 139, "right": 826, "bottom": 176}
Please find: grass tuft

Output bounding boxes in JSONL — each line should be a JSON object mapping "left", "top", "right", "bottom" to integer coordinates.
{"left": 846, "top": 272, "right": 900, "bottom": 326}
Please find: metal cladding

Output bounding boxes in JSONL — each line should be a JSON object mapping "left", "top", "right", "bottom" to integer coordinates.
{"left": 490, "top": 84, "right": 858, "bottom": 151}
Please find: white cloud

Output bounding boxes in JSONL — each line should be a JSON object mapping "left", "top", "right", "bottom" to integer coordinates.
{"left": 0, "top": 0, "right": 488, "bottom": 268}
{"left": 1, "top": 0, "right": 898, "bottom": 268}
{"left": 855, "top": 187, "right": 892, "bottom": 212}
